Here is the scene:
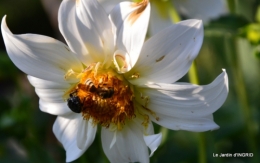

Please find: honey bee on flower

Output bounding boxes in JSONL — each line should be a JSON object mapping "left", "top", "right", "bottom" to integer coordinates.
{"left": 1, "top": 0, "right": 228, "bottom": 162}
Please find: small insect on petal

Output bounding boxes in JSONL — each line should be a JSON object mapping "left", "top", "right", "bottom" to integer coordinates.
{"left": 156, "top": 55, "right": 165, "bottom": 62}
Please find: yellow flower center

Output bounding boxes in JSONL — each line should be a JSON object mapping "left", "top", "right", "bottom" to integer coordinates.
{"left": 65, "top": 64, "right": 136, "bottom": 130}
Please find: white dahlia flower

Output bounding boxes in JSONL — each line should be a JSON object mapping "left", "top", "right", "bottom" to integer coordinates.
{"left": 1, "top": 0, "right": 228, "bottom": 162}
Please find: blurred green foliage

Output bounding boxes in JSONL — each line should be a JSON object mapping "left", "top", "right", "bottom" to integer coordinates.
{"left": 0, "top": 0, "right": 260, "bottom": 163}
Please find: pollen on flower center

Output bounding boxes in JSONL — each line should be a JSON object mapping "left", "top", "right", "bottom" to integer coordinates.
{"left": 65, "top": 64, "right": 135, "bottom": 130}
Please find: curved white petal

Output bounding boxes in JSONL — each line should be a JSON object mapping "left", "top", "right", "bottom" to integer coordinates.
{"left": 160, "top": 112, "right": 220, "bottom": 132}
{"left": 151, "top": 112, "right": 219, "bottom": 132}
{"left": 39, "top": 99, "right": 72, "bottom": 116}
{"left": 77, "top": 119, "right": 97, "bottom": 150}
{"left": 174, "top": 0, "right": 228, "bottom": 23}
{"left": 53, "top": 114, "right": 97, "bottom": 162}
{"left": 101, "top": 122, "right": 149, "bottom": 163}
{"left": 135, "top": 70, "right": 228, "bottom": 131}
{"left": 110, "top": 1, "right": 150, "bottom": 72}
{"left": 98, "top": 0, "right": 123, "bottom": 14}
{"left": 36, "top": 88, "right": 65, "bottom": 103}
{"left": 59, "top": 0, "right": 114, "bottom": 68}
{"left": 136, "top": 70, "right": 229, "bottom": 117}
{"left": 28, "top": 75, "right": 70, "bottom": 89}
{"left": 126, "top": 19, "right": 203, "bottom": 85}
{"left": 144, "top": 133, "right": 162, "bottom": 157}
{"left": 27, "top": 76, "right": 72, "bottom": 115}
{"left": 1, "top": 16, "right": 83, "bottom": 83}
{"left": 76, "top": 0, "right": 115, "bottom": 68}
{"left": 58, "top": 0, "right": 92, "bottom": 65}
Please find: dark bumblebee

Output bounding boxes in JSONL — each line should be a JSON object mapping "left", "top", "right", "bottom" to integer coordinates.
{"left": 67, "top": 79, "right": 115, "bottom": 113}
{"left": 67, "top": 92, "right": 82, "bottom": 113}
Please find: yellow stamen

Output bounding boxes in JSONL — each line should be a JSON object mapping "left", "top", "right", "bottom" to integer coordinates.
{"left": 64, "top": 69, "right": 82, "bottom": 80}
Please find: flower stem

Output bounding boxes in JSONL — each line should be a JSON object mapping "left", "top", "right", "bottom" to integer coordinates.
{"left": 168, "top": 2, "right": 181, "bottom": 22}
{"left": 198, "top": 132, "right": 207, "bottom": 163}
{"left": 188, "top": 61, "right": 199, "bottom": 84}
{"left": 188, "top": 61, "right": 207, "bottom": 163}
{"left": 160, "top": 127, "right": 169, "bottom": 145}
{"left": 227, "top": 0, "right": 236, "bottom": 14}
{"left": 152, "top": 0, "right": 181, "bottom": 23}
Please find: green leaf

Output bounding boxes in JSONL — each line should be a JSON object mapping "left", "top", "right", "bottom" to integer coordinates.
{"left": 205, "top": 15, "right": 249, "bottom": 36}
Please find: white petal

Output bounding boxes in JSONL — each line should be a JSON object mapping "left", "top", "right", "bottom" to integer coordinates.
{"left": 76, "top": 0, "right": 115, "bottom": 68}
{"left": 27, "top": 76, "right": 72, "bottom": 115}
{"left": 135, "top": 70, "right": 228, "bottom": 131}
{"left": 58, "top": 0, "right": 93, "bottom": 65}
{"left": 28, "top": 76, "right": 68, "bottom": 103}
{"left": 109, "top": 131, "right": 117, "bottom": 149}
{"left": 152, "top": 112, "right": 219, "bottom": 132}
{"left": 101, "top": 122, "right": 149, "bottom": 163}
{"left": 126, "top": 19, "right": 203, "bottom": 84}
{"left": 110, "top": 1, "right": 150, "bottom": 72}
{"left": 77, "top": 119, "right": 97, "bottom": 150}
{"left": 144, "top": 133, "right": 162, "bottom": 157}
{"left": 39, "top": 99, "right": 71, "bottom": 116}
{"left": 28, "top": 75, "right": 70, "bottom": 89}
{"left": 53, "top": 114, "right": 97, "bottom": 162}
{"left": 1, "top": 16, "right": 83, "bottom": 82}
{"left": 59, "top": 0, "right": 114, "bottom": 68}
{"left": 174, "top": 0, "right": 228, "bottom": 23}
{"left": 98, "top": 0, "right": 123, "bottom": 14}
{"left": 36, "top": 88, "right": 65, "bottom": 103}
{"left": 136, "top": 70, "right": 229, "bottom": 117}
